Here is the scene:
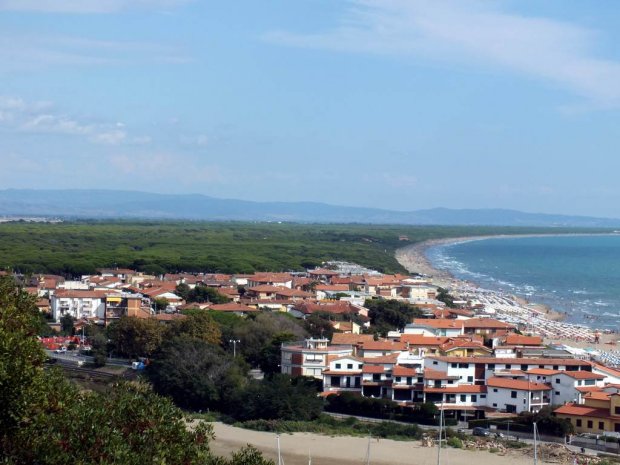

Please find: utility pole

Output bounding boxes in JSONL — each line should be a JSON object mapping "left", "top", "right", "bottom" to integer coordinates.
{"left": 229, "top": 339, "right": 240, "bottom": 358}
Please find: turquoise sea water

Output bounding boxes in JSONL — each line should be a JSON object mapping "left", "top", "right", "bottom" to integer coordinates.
{"left": 425, "top": 235, "right": 620, "bottom": 330}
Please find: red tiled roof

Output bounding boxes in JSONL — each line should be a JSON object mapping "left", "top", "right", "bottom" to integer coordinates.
{"left": 563, "top": 371, "right": 606, "bottom": 380}
{"left": 412, "top": 318, "right": 463, "bottom": 329}
{"left": 584, "top": 391, "right": 612, "bottom": 401}
{"left": 461, "top": 318, "right": 515, "bottom": 329}
{"left": 361, "top": 340, "right": 408, "bottom": 351}
{"left": 487, "top": 377, "right": 551, "bottom": 391}
{"left": 393, "top": 365, "right": 418, "bottom": 376}
{"left": 526, "top": 368, "right": 561, "bottom": 376}
{"left": 208, "top": 303, "right": 258, "bottom": 312}
{"left": 555, "top": 403, "right": 611, "bottom": 419}
{"left": 363, "top": 354, "right": 399, "bottom": 364}
{"left": 315, "top": 284, "right": 350, "bottom": 292}
{"left": 362, "top": 365, "right": 385, "bottom": 374}
{"left": 331, "top": 333, "right": 375, "bottom": 345}
{"left": 505, "top": 334, "right": 544, "bottom": 346}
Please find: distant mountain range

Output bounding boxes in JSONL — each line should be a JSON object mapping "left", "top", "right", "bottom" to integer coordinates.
{"left": 0, "top": 189, "right": 619, "bottom": 228}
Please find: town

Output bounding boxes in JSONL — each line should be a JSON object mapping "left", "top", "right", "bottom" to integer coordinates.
{"left": 23, "top": 259, "right": 620, "bottom": 446}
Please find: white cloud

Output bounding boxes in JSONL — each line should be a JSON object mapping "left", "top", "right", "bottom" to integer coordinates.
{"left": 0, "top": 95, "right": 150, "bottom": 146}
{"left": 0, "top": 0, "right": 193, "bottom": 14}
{"left": 265, "top": 0, "right": 620, "bottom": 107}
{"left": 0, "top": 34, "right": 191, "bottom": 72}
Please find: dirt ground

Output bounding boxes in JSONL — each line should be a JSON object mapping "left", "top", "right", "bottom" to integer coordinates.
{"left": 210, "top": 422, "right": 545, "bottom": 465}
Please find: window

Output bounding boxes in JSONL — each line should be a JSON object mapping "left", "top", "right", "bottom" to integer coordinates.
{"left": 480, "top": 394, "right": 486, "bottom": 399}
{"left": 555, "top": 391, "right": 560, "bottom": 396}
{"left": 460, "top": 395, "right": 466, "bottom": 402}
{"left": 493, "top": 403, "right": 497, "bottom": 407}
{"left": 347, "top": 364, "right": 353, "bottom": 369}
{"left": 553, "top": 365, "right": 559, "bottom": 370}
{"left": 615, "top": 406, "right": 620, "bottom": 415}
{"left": 335, "top": 363, "right": 341, "bottom": 369}
{"left": 467, "top": 376, "right": 473, "bottom": 383}
{"left": 506, "top": 364, "right": 512, "bottom": 369}
{"left": 471, "top": 395, "right": 477, "bottom": 402}
{"left": 488, "top": 364, "right": 495, "bottom": 370}
{"left": 587, "top": 420, "right": 593, "bottom": 429}
{"left": 576, "top": 419, "right": 582, "bottom": 427}
{"left": 584, "top": 380, "right": 595, "bottom": 386}
{"left": 599, "top": 422, "right": 605, "bottom": 430}
{"left": 555, "top": 379, "right": 560, "bottom": 384}
{"left": 521, "top": 364, "right": 528, "bottom": 371}
{"left": 451, "top": 363, "right": 458, "bottom": 368}
{"left": 433, "top": 361, "right": 438, "bottom": 365}
{"left": 358, "top": 364, "right": 363, "bottom": 369}
{"left": 448, "top": 380, "right": 454, "bottom": 384}
{"left": 395, "top": 377, "right": 401, "bottom": 382}
{"left": 493, "top": 388, "right": 498, "bottom": 393}
{"left": 511, "top": 391, "right": 517, "bottom": 399}
{"left": 458, "top": 363, "right": 469, "bottom": 368}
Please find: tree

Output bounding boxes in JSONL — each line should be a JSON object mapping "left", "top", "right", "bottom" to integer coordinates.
{"left": 108, "top": 316, "right": 164, "bottom": 358}
{"left": 169, "top": 310, "right": 222, "bottom": 345}
{"left": 154, "top": 297, "right": 169, "bottom": 312}
{"left": 0, "top": 276, "right": 48, "bottom": 433}
{"left": 258, "top": 332, "right": 296, "bottom": 375}
{"left": 365, "top": 299, "right": 423, "bottom": 335}
{"left": 147, "top": 337, "right": 248, "bottom": 412}
{"left": 231, "top": 313, "right": 307, "bottom": 367}
{"left": 179, "top": 284, "right": 231, "bottom": 304}
{"left": 0, "top": 275, "right": 273, "bottom": 464}
{"left": 436, "top": 287, "right": 455, "bottom": 308}
{"left": 59, "top": 313, "right": 75, "bottom": 335}
{"left": 303, "top": 312, "right": 335, "bottom": 339}
{"left": 232, "top": 374, "right": 323, "bottom": 421}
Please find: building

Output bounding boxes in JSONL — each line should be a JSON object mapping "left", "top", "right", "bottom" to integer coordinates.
{"left": 280, "top": 338, "right": 353, "bottom": 379}
{"left": 555, "top": 391, "right": 620, "bottom": 434}
{"left": 486, "top": 377, "right": 551, "bottom": 413}
{"left": 322, "top": 356, "right": 363, "bottom": 393}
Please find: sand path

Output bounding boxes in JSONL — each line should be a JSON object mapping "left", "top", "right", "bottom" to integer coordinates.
{"left": 210, "top": 422, "right": 540, "bottom": 465}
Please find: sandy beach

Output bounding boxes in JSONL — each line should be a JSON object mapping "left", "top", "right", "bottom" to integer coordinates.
{"left": 209, "top": 422, "right": 544, "bottom": 465}
{"left": 395, "top": 236, "right": 620, "bottom": 350}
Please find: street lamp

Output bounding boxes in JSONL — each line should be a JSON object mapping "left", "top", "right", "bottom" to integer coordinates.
{"left": 229, "top": 339, "right": 240, "bottom": 358}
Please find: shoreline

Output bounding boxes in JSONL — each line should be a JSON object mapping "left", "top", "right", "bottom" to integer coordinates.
{"left": 396, "top": 234, "right": 620, "bottom": 348}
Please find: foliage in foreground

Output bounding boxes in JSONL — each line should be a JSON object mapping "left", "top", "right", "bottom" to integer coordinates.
{"left": 0, "top": 275, "right": 274, "bottom": 465}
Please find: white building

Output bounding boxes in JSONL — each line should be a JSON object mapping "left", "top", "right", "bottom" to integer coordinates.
{"left": 51, "top": 290, "right": 108, "bottom": 321}
{"left": 486, "top": 377, "right": 551, "bottom": 413}
{"left": 281, "top": 338, "right": 353, "bottom": 379}
{"left": 322, "top": 356, "right": 363, "bottom": 393}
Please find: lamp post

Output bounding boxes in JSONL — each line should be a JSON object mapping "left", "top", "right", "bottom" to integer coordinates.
{"left": 229, "top": 339, "right": 240, "bottom": 358}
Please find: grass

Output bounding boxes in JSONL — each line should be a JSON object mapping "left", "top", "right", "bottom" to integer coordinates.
{"left": 0, "top": 221, "right": 606, "bottom": 276}
{"left": 232, "top": 415, "right": 423, "bottom": 441}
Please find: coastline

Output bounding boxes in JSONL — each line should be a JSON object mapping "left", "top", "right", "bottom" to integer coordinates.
{"left": 395, "top": 235, "right": 619, "bottom": 347}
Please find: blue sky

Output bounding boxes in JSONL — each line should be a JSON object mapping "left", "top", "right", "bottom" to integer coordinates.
{"left": 2, "top": 0, "right": 620, "bottom": 217}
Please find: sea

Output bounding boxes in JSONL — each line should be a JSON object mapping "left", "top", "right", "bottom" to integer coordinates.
{"left": 425, "top": 234, "right": 620, "bottom": 331}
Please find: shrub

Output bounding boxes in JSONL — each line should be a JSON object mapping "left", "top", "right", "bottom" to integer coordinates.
{"left": 447, "top": 437, "right": 463, "bottom": 448}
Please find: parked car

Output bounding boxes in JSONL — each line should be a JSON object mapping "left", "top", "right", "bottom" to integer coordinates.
{"left": 472, "top": 427, "right": 491, "bottom": 437}
{"left": 54, "top": 347, "right": 67, "bottom": 354}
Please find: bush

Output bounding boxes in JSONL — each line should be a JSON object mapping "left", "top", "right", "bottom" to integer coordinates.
{"left": 447, "top": 437, "right": 463, "bottom": 448}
